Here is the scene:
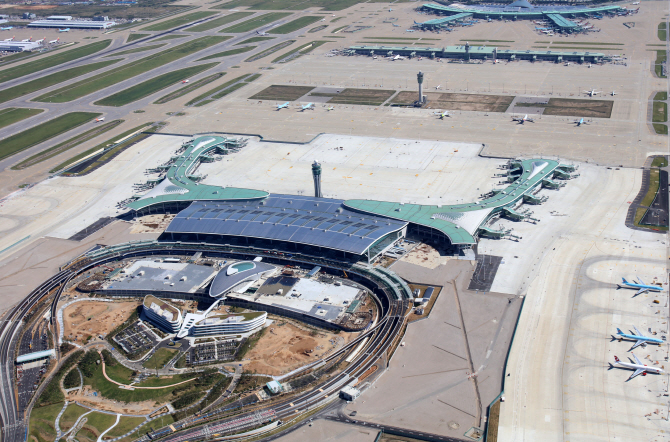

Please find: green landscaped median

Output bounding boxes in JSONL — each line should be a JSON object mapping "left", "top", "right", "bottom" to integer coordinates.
{"left": 0, "top": 60, "right": 120, "bottom": 104}
{"left": 220, "top": 12, "right": 291, "bottom": 33}
{"left": 0, "top": 108, "right": 44, "bottom": 130}
{"left": 0, "top": 40, "right": 111, "bottom": 85}
{"left": 154, "top": 72, "right": 226, "bottom": 104}
{"left": 186, "top": 11, "right": 254, "bottom": 31}
{"left": 127, "top": 33, "right": 149, "bottom": 42}
{"left": 269, "top": 16, "right": 322, "bottom": 34}
{"left": 197, "top": 46, "right": 255, "bottom": 60}
{"left": 105, "top": 44, "right": 166, "bottom": 57}
{"left": 141, "top": 11, "right": 218, "bottom": 31}
{"left": 0, "top": 112, "right": 100, "bottom": 162}
{"left": 94, "top": 63, "right": 218, "bottom": 106}
{"left": 34, "top": 37, "right": 229, "bottom": 103}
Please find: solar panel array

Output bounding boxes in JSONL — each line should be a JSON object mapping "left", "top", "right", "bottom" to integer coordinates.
{"left": 166, "top": 194, "right": 408, "bottom": 255}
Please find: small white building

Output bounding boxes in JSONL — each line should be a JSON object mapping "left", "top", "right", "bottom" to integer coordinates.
{"left": 266, "top": 380, "right": 283, "bottom": 394}
{"left": 340, "top": 385, "right": 361, "bottom": 401}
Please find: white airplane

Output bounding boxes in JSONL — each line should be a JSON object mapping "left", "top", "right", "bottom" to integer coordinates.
{"left": 618, "top": 277, "right": 663, "bottom": 296}
{"left": 434, "top": 110, "right": 450, "bottom": 119}
{"left": 435, "top": 84, "right": 441, "bottom": 90}
{"left": 181, "top": 79, "right": 189, "bottom": 84}
{"left": 611, "top": 91, "right": 617, "bottom": 96}
{"left": 95, "top": 117, "right": 105, "bottom": 122}
{"left": 58, "top": 28, "right": 70, "bottom": 33}
{"left": 0, "top": 26, "right": 13, "bottom": 31}
{"left": 632, "top": 1, "right": 640, "bottom": 4}
{"left": 573, "top": 117, "right": 588, "bottom": 126}
{"left": 389, "top": 55, "right": 405, "bottom": 61}
{"left": 299, "top": 103, "right": 314, "bottom": 111}
{"left": 35, "top": 37, "right": 46, "bottom": 44}
{"left": 493, "top": 59, "right": 500, "bottom": 64}
{"left": 584, "top": 89, "right": 601, "bottom": 96}
{"left": 565, "top": 62, "right": 571, "bottom": 66}
{"left": 48, "top": 38, "right": 60, "bottom": 44}
{"left": 611, "top": 354, "right": 665, "bottom": 381}
{"left": 21, "top": 36, "right": 32, "bottom": 42}
{"left": 406, "top": 29, "right": 415, "bottom": 33}
{"left": 614, "top": 326, "right": 664, "bottom": 351}
{"left": 276, "top": 102, "right": 289, "bottom": 110}
{"left": 512, "top": 114, "right": 535, "bottom": 124}
{"left": 326, "top": 106, "right": 334, "bottom": 111}
{"left": 320, "top": 18, "right": 325, "bottom": 22}
{"left": 588, "top": 63, "right": 592, "bottom": 68}
{"left": 2, "top": 36, "right": 15, "bottom": 41}
{"left": 256, "top": 31, "right": 269, "bottom": 36}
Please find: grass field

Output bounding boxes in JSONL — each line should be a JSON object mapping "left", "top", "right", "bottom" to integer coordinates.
{"left": 0, "top": 108, "right": 43, "bottom": 130}
{"left": 634, "top": 168, "right": 661, "bottom": 226}
{"left": 331, "top": 25, "right": 347, "bottom": 33}
{"left": 153, "top": 34, "right": 192, "bottom": 42}
{"left": 198, "top": 46, "right": 256, "bottom": 60}
{"left": 514, "top": 97, "right": 613, "bottom": 118}
{"left": 220, "top": 12, "right": 291, "bottom": 33}
{"left": 250, "top": 84, "right": 314, "bottom": 101}
{"left": 654, "top": 50, "right": 667, "bottom": 78}
{"left": 187, "top": 11, "right": 254, "bottom": 31}
{"left": 143, "top": 348, "right": 179, "bottom": 369}
{"left": 78, "top": 411, "right": 117, "bottom": 440}
{"left": 59, "top": 403, "right": 89, "bottom": 432}
{"left": 12, "top": 119, "right": 123, "bottom": 170}
{"left": 35, "top": 36, "right": 228, "bottom": 103}
{"left": 29, "top": 402, "right": 62, "bottom": 442}
{"left": 187, "top": 73, "right": 252, "bottom": 105}
{"left": 127, "top": 33, "right": 149, "bottom": 42}
{"left": 272, "top": 40, "right": 330, "bottom": 63}
{"left": 94, "top": 63, "right": 217, "bottom": 106}
{"left": 653, "top": 123, "right": 668, "bottom": 135}
{"left": 0, "top": 112, "right": 100, "bottom": 162}
{"left": 141, "top": 11, "right": 218, "bottom": 31}
{"left": 309, "top": 24, "right": 328, "bottom": 33}
{"left": 0, "top": 59, "right": 120, "bottom": 104}
{"left": 106, "top": 44, "right": 167, "bottom": 57}
{"left": 659, "top": 22, "right": 667, "bottom": 42}
{"left": 245, "top": 40, "right": 295, "bottom": 61}
{"left": 119, "top": 415, "right": 175, "bottom": 442}
{"left": 52, "top": 122, "right": 153, "bottom": 173}
{"left": 219, "top": 0, "right": 379, "bottom": 11}
{"left": 270, "top": 16, "right": 321, "bottom": 34}
{"left": 654, "top": 91, "right": 668, "bottom": 101}
{"left": 0, "top": 39, "right": 111, "bottom": 85}
{"left": 155, "top": 72, "right": 225, "bottom": 103}
{"left": 102, "top": 416, "right": 147, "bottom": 439}
{"left": 236, "top": 36, "right": 275, "bottom": 45}
{"left": 652, "top": 156, "right": 668, "bottom": 167}
{"left": 653, "top": 101, "right": 667, "bottom": 122}
{"left": 322, "top": 88, "right": 396, "bottom": 105}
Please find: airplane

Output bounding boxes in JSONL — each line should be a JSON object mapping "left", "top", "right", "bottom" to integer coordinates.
{"left": 0, "top": 26, "right": 13, "bottom": 31}
{"left": 632, "top": 1, "right": 640, "bottom": 4}
{"left": 21, "top": 37, "right": 32, "bottom": 42}
{"left": 35, "top": 37, "right": 46, "bottom": 44}
{"left": 95, "top": 117, "right": 105, "bottom": 122}
{"left": 276, "top": 102, "right": 289, "bottom": 110}
{"left": 58, "top": 28, "right": 70, "bottom": 33}
{"left": 573, "top": 118, "right": 588, "bottom": 126}
{"left": 48, "top": 38, "right": 60, "bottom": 44}
{"left": 611, "top": 354, "right": 665, "bottom": 381}
{"left": 406, "top": 29, "right": 416, "bottom": 33}
{"left": 435, "top": 84, "right": 441, "bottom": 90}
{"left": 512, "top": 114, "right": 534, "bottom": 124}
{"left": 611, "top": 90, "right": 617, "bottom": 96}
{"left": 564, "top": 62, "right": 571, "bottom": 66}
{"left": 326, "top": 106, "right": 334, "bottom": 111}
{"left": 493, "top": 59, "right": 500, "bottom": 64}
{"left": 181, "top": 79, "right": 189, "bottom": 84}
{"left": 2, "top": 36, "right": 15, "bottom": 41}
{"left": 389, "top": 55, "right": 405, "bottom": 61}
{"left": 618, "top": 277, "right": 663, "bottom": 296}
{"left": 584, "top": 89, "right": 601, "bottom": 96}
{"left": 434, "top": 110, "right": 450, "bottom": 119}
{"left": 256, "top": 31, "right": 269, "bottom": 36}
{"left": 299, "top": 103, "right": 314, "bottom": 111}
{"left": 614, "top": 326, "right": 664, "bottom": 350}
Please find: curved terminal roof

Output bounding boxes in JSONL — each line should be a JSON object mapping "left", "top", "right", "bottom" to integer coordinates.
{"left": 127, "top": 136, "right": 268, "bottom": 211}
{"left": 421, "top": 2, "right": 623, "bottom": 19}
{"left": 209, "top": 261, "right": 275, "bottom": 297}
{"left": 165, "top": 194, "right": 408, "bottom": 255}
{"left": 344, "top": 159, "right": 558, "bottom": 245}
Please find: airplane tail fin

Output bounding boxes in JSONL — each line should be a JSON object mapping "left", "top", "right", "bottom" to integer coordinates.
{"left": 614, "top": 355, "right": 620, "bottom": 363}
{"left": 616, "top": 328, "right": 623, "bottom": 334}
{"left": 622, "top": 277, "right": 629, "bottom": 284}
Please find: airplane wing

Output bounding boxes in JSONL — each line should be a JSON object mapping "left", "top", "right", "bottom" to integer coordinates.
{"left": 628, "top": 368, "right": 645, "bottom": 380}
{"left": 632, "top": 353, "right": 643, "bottom": 365}
{"left": 633, "top": 326, "right": 642, "bottom": 336}
{"left": 635, "top": 288, "right": 647, "bottom": 296}
{"left": 630, "top": 339, "right": 645, "bottom": 350}
{"left": 637, "top": 276, "right": 646, "bottom": 285}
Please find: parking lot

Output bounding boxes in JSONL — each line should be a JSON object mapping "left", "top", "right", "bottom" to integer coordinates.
{"left": 113, "top": 320, "right": 158, "bottom": 356}
{"left": 187, "top": 340, "right": 238, "bottom": 366}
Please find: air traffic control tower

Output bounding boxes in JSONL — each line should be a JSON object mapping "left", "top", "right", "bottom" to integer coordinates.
{"left": 417, "top": 71, "right": 425, "bottom": 105}
{"left": 312, "top": 160, "right": 323, "bottom": 198}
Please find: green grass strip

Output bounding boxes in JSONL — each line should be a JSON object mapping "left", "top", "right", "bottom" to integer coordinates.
{"left": 0, "top": 108, "right": 44, "bottom": 130}
{"left": 459, "top": 39, "right": 514, "bottom": 42}
{"left": 363, "top": 36, "right": 420, "bottom": 40}
{"left": 153, "top": 34, "right": 191, "bottom": 42}
{"left": 34, "top": 36, "right": 228, "bottom": 103}
{"left": 651, "top": 156, "right": 668, "bottom": 167}
{"left": 0, "top": 112, "right": 100, "bottom": 162}
{"left": 95, "top": 63, "right": 218, "bottom": 106}
{"left": 270, "top": 16, "right": 321, "bottom": 34}
{"left": 271, "top": 40, "right": 330, "bottom": 63}
{"left": 154, "top": 72, "right": 225, "bottom": 104}
{"left": 187, "top": 73, "right": 259, "bottom": 106}
{"left": 0, "top": 40, "right": 111, "bottom": 85}
{"left": 331, "top": 25, "right": 347, "bottom": 33}
{"left": 653, "top": 101, "right": 667, "bottom": 123}
{"left": 141, "top": 11, "right": 217, "bottom": 31}
{"left": 105, "top": 44, "right": 166, "bottom": 57}
{"left": 245, "top": 40, "right": 295, "bottom": 61}
{"left": 220, "top": 12, "right": 291, "bottom": 33}
{"left": 659, "top": 23, "right": 667, "bottom": 42}
{"left": 52, "top": 122, "right": 153, "bottom": 173}
{"left": 12, "top": 119, "right": 123, "bottom": 170}
{"left": 197, "top": 46, "right": 256, "bottom": 60}
{"left": 653, "top": 123, "right": 668, "bottom": 135}
{"left": 127, "top": 33, "right": 149, "bottom": 42}
{"left": 235, "top": 36, "right": 275, "bottom": 45}
{"left": 186, "top": 12, "right": 254, "bottom": 31}
{"left": 654, "top": 91, "right": 668, "bottom": 101}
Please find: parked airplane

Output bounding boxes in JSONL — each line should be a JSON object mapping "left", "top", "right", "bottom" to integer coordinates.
{"left": 512, "top": 114, "right": 534, "bottom": 124}
{"left": 0, "top": 26, "right": 13, "bottom": 31}
{"left": 564, "top": 62, "right": 571, "bottom": 66}
{"left": 618, "top": 277, "right": 662, "bottom": 296}
{"left": 573, "top": 118, "right": 588, "bottom": 126}
{"left": 95, "top": 117, "right": 105, "bottom": 122}
{"left": 614, "top": 327, "right": 664, "bottom": 350}
{"left": 584, "top": 89, "right": 601, "bottom": 96}
{"left": 35, "top": 37, "right": 46, "bottom": 44}
{"left": 181, "top": 79, "right": 189, "bottom": 84}
{"left": 21, "top": 36, "right": 32, "bottom": 42}
{"left": 58, "top": 28, "right": 70, "bottom": 32}
{"left": 434, "top": 110, "right": 450, "bottom": 119}
{"left": 299, "top": 103, "right": 314, "bottom": 111}
{"left": 256, "top": 31, "right": 269, "bottom": 36}
{"left": 632, "top": 1, "right": 640, "bottom": 4}
{"left": 389, "top": 55, "right": 405, "bottom": 60}
{"left": 435, "top": 84, "right": 441, "bottom": 90}
{"left": 2, "top": 36, "right": 15, "bottom": 41}
{"left": 611, "top": 90, "right": 617, "bottom": 96}
{"left": 406, "top": 29, "right": 416, "bottom": 33}
{"left": 276, "top": 102, "right": 289, "bottom": 110}
{"left": 48, "top": 38, "right": 60, "bottom": 44}
{"left": 611, "top": 354, "right": 665, "bottom": 381}
{"left": 326, "top": 106, "right": 334, "bottom": 111}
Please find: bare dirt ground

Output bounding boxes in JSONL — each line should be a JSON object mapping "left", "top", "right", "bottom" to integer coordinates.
{"left": 243, "top": 323, "right": 349, "bottom": 376}
{"left": 67, "top": 386, "right": 155, "bottom": 415}
{"left": 62, "top": 300, "right": 139, "bottom": 342}
{"left": 398, "top": 243, "right": 449, "bottom": 269}
{"left": 129, "top": 214, "right": 176, "bottom": 234}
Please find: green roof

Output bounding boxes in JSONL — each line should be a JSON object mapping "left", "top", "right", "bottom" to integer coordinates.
{"left": 344, "top": 159, "right": 559, "bottom": 245}
{"left": 127, "top": 136, "right": 268, "bottom": 211}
